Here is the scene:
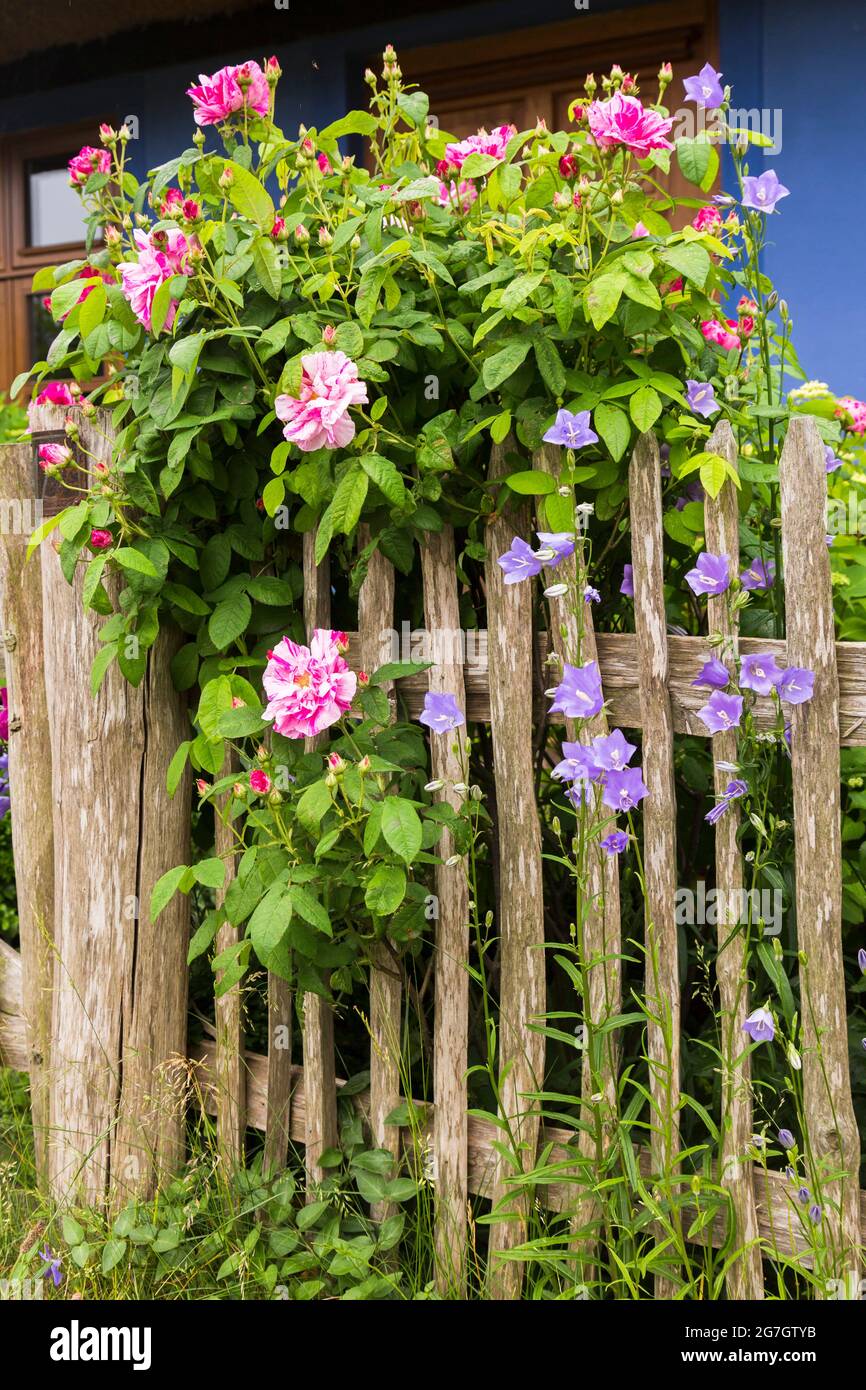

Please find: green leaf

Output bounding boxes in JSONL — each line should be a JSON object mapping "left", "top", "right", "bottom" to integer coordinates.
{"left": 193, "top": 857, "right": 226, "bottom": 890}
{"left": 500, "top": 270, "right": 545, "bottom": 312}
{"left": 150, "top": 863, "right": 191, "bottom": 921}
{"left": 505, "top": 470, "right": 555, "bottom": 495}
{"left": 676, "top": 136, "right": 713, "bottom": 187}
{"left": 252, "top": 235, "right": 283, "bottom": 300}
{"left": 78, "top": 282, "right": 107, "bottom": 339}
{"left": 62, "top": 1215, "right": 85, "bottom": 1246}
{"left": 319, "top": 110, "right": 379, "bottom": 140}
{"left": 248, "top": 886, "right": 292, "bottom": 964}
{"left": 584, "top": 273, "right": 624, "bottom": 330}
{"left": 150, "top": 279, "right": 174, "bottom": 338}
{"left": 221, "top": 159, "right": 275, "bottom": 231}
{"left": 660, "top": 243, "right": 711, "bottom": 289}
{"left": 113, "top": 546, "right": 158, "bottom": 578}
{"left": 360, "top": 454, "right": 406, "bottom": 505}
{"left": 166, "top": 740, "right": 191, "bottom": 797}
{"left": 329, "top": 466, "right": 369, "bottom": 535}
{"left": 396, "top": 91, "right": 429, "bottom": 128}
{"left": 289, "top": 885, "right": 331, "bottom": 935}
{"left": 90, "top": 643, "right": 116, "bottom": 696}
{"left": 533, "top": 337, "right": 566, "bottom": 397}
{"left": 593, "top": 402, "right": 631, "bottom": 462}
{"left": 629, "top": 385, "right": 662, "bottom": 433}
{"left": 364, "top": 864, "right": 407, "bottom": 916}
{"left": 208, "top": 592, "right": 252, "bottom": 649}
{"left": 482, "top": 338, "right": 532, "bottom": 391}
{"left": 170, "top": 643, "right": 199, "bottom": 692}
{"left": 297, "top": 778, "right": 332, "bottom": 833}
{"left": 381, "top": 797, "right": 423, "bottom": 865}
{"left": 101, "top": 1238, "right": 127, "bottom": 1275}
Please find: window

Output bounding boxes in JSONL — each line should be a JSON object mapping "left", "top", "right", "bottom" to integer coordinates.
{"left": 0, "top": 119, "right": 111, "bottom": 393}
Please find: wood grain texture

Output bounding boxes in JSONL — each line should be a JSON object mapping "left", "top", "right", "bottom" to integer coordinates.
{"left": 301, "top": 532, "right": 338, "bottom": 1191}
{"left": 535, "top": 444, "right": 622, "bottom": 1261}
{"left": 186, "top": 1041, "right": 866, "bottom": 1266}
{"left": 485, "top": 443, "right": 546, "bottom": 1299}
{"left": 629, "top": 431, "right": 680, "bottom": 1297}
{"left": 419, "top": 524, "right": 470, "bottom": 1295}
{"left": 779, "top": 415, "right": 862, "bottom": 1275}
{"left": 214, "top": 749, "right": 245, "bottom": 1170}
{"left": 339, "top": 630, "right": 866, "bottom": 744}
{"left": 111, "top": 623, "right": 191, "bottom": 1203}
{"left": 358, "top": 532, "right": 402, "bottom": 1221}
{"left": 704, "top": 421, "right": 763, "bottom": 1299}
{"left": 0, "top": 440, "right": 55, "bottom": 1185}
{"left": 38, "top": 408, "right": 190, "bottom": 1204}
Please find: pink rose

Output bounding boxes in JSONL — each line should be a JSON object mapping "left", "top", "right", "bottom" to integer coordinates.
{"left": 701, "top": 318, "right": 741, "bottom": 353}
{"left": 692, "top": 205, "right": 722, "bottom": 233}
{"left": 436, "top": 179, "right": 478, "bottom": 213}
{"left": 119, "top": 227, "right": 195, "bottom": 332}
{"left": 68, "top": 146, "right": 111, "bottom": 186}
{"left": 835, "top": 395, "right": 866, "bottom": 436}
{"left": 186, "top": 61, "right": 270, "bottom": 126}
{"left": 89, "top": 529, "right": 113, "bottom": 550}
{"left": 275, "top": 351, "right": 368, "bottom": 452}
{"left": 586, "top": 92, "right": 673, "bottom": 158}
{"left": 249, "top": 770, "right": 272, "bottom": 794}
{"left": 444, "top": 124, "right": 516, "bottom": 169}
{"left": 316, "top": 152, "right": 333, "bottom": 175}
{"left": 262, "top": 629, "right": 358, "bottom": 739}
{"left": 37, "top": 443, "right": 72, "bottom": 470}
{"left": 53, "top": 266, "right": 114, "bottom": 321}
{"left": 28, "top": 381, "right": 75, "bottom": 428}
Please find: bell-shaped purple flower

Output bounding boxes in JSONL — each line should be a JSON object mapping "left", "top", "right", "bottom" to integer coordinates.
{"left": 739, "top": 651, "right": 784, "bottom": 696}
{"left": 692, "top": 657, "right": 730, "bottom": 690}
{"left": 497, "top": 537, "right": 543, "bottom": 585}
{"left": 620, "top": 563, "right": 634, "bottom": 598}
{"left": 591, "top": 728, "right": 636, "bottom": 771}
{"left": 777, "top": 666, "right": 814, "bottom": 705}
{"left": 419, "top": 691, "right": 465, "bottom": 734}
{"left": 549, "top": 661, "right": 604, "bottom": 720}
{"left": 741, "top": 170, "right": 790, "bottom": 214}
{"left": 824, "top": 445, "right": 842, "bottom": 474}
{"left": 543, "top": 408, "right": 598, "bottom": 450}
{"left": 535, "top": 531, "right": 575, "bottom": 567}
{"left": 740, "top": 557, "right": 775, "bottom": 590}
{"left": 602, "top": 766, "right": 649, "bottom": 812}
{"left": 601, "top": 829, "right": 629, "bottom": 856}
{"left": 685, "top": 379, "right": 720, "bottom": 418}
{"left": 697, "top": 690, "right": 743, "bottom": 734}
{"left": 705, "top": 777, "right": 748, "bottom": 824}
{"left": 742, "top": 1007, "right": 774, "bottom": 1044}
{"left": 552, "top": 741, "right": 603, "bottom": 783}
{"left": 683, "top": 62, "right": 725, "bottom": 109}
{"left": 685, "top": 552, "right": 731, "bottom": 597}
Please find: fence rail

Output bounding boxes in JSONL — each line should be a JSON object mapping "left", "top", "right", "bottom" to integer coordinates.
{"left": 1, "top": 405, "right": 863, "bottom": 1296}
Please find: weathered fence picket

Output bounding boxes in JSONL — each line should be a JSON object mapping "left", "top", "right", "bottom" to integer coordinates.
{"left": 3, "top": 408, "right": 865, "bottom": 1294}
{"left": 357, "top": 534, "right": 403, "bottom": 1220}
{"left": 214, "top": 749, "right": 246, "bottom": 1171}
{"left": 703, "top": 421, "right": 764, "bottom": 1300}
{"left": 628, "top": 430, "right": 680, "bottom": 1297}
{"left": 419, "top": 524, "right": 470, "bottom": 1294}
{"left": 536, "top": 442, "right": 623, "bottom": 1263}
{"left": 0, "top": 441, "right": 54, "bottom": 1187}
{"left": 779, "top": 417, "right": 863, "bottom": 1273}
{"left": 484, "top": 443, "right": 546, "bottom": 1300}
{"left": 301, "top": 533, "right": 339, "bottom": 1191}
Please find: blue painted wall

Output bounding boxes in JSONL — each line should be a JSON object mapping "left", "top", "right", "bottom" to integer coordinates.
{"left": 2, "top": 0, "right": 863, "bottom": 391}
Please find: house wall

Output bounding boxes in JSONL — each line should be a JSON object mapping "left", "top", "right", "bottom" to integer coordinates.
{"left": 1, "top": 0, "right": 863, "bottom": 392}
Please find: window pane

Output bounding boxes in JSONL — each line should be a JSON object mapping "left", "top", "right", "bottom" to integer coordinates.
{"left": 28, "top": 293, "right": 70, "bottom": 372}
{"left": 27, "top": 163, "right": 88, "bottom": 247}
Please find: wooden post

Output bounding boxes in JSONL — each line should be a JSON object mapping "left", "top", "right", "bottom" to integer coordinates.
{"left": 536, "top": 442, "right": 623, "bottom": 1272}
{"left": 628, "top": 431, "right": 680, "bottom": 1298}
{"left": 214, "top": 749, "right": 246, "bottom": 1171}
{"left": 0, "top": 440, "right": 55, "bottom": 1187}
{"left": 301, "top": 532, "right": 338, "bottom": 1190}
{"left": 704, "top": 420, "right": 763, "bottom": 1299}
{"left": 420, "top": 525, "right": 470, "bottom": 1295}
{"left": 779, "top": 415, "right": 862, "bottom": 1276}
{"left": 358, "top": 531, "right": 402, "bottom": 1219}
{"left": 485, "top": 443, "right": 546, "bottom": 1299}
{"left": 36, "top": 405, "right": 190, "bottom": 1203}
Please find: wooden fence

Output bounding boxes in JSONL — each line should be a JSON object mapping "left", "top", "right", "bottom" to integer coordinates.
{"left": 0, "top": 405, "right": 864, "bottom": 1299}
